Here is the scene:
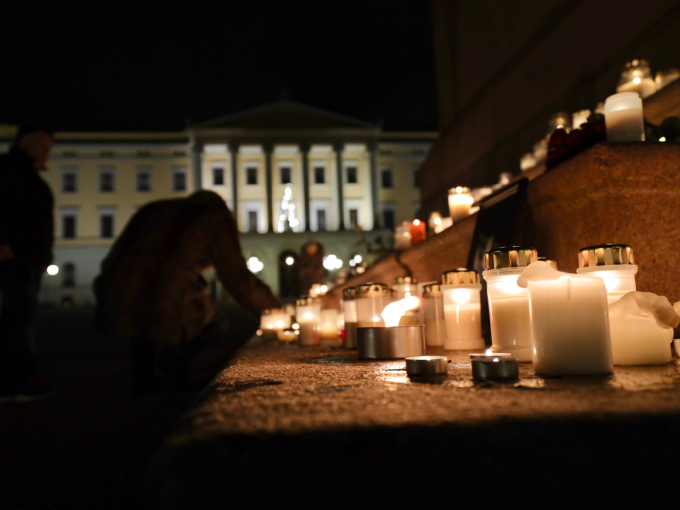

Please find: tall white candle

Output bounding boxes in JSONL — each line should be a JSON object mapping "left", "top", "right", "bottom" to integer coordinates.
{"left": 519, "top": 262, "right": 613, "bottom": 376}
{"left": 441, "top": 269, "right": 484, "bottom": 351}
{"left": 604, "top": 92, "right": 645, "bottom": 142}
{"left": 422, "top": 284, "right": 447, "bottom": 347}
{"left": 296, "top": 301, "right": 321, "bottom": 346}
{"left": 448, "top": 187, "right": 473, "bottom": 222}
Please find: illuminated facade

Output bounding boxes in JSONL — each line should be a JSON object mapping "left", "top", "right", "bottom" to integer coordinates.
{"left": 0, "top": 101, "right": 436, "bottom": 304}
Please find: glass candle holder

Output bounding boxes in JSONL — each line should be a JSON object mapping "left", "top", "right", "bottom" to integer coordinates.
{"left": 356, "top": 283, "right": 394, "bottom": 328}
{"left": 604, "top": 92, "right": 645, "bottom": 141}
{"left": 422, "top": 284, "right": 447, "bottom": 347}
{"left": 483, "top": 247, "right": 538, "bottom": 362}
{"left": 319, "top": 309, "right": 340, "bottom": 343}
{"left": 548, "top": 111, "right": 571, "bottom": 133}
{"left": 441, "top": 269, "right": 484, "bottom": 350}
{"left": 572, "top": 109, "right": 591, "bottom": 130}
{"left": 296, "top": 296, "right": 321, "bottom": 346}
{"left": 448, "top": 187, "right": 473, "bottom": 222}
{"left": 260, "top": 308, "right": 291, "bottom": 330}
{"left": 394, "top": 221, "right": 412, "bottom": 250}
{"left": 617, "top": 59, "right": 656, "bottom": 99}
{"left": 409, "top": 220, "right": 426, "bottom": 245}
{"left": 393, "top": 276, "right": 419, "bottom": 300}
{"left": 577, "top": 244, "right": 637, "bottom": 304}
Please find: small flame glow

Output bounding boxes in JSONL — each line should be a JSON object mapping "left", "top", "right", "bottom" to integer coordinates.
{"left": 633, "top": 77, "right": 641, "bottom": 84}
{"left": 303, "top": 313, "right": 313, "bottom": 320}
{"left": 292, "top": 323, "right": 300, "bottom": 330}
{"left": 413, "top": 219, "right": 420, "bottom": 226}
{"left": 381, "top": 295, "right": 421, "bottom": 327}
{"left": 485, "top": 348, "right": 492, "bottom": 356}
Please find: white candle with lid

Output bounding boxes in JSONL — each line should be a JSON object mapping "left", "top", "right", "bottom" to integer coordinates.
{"left": 518, "top": 262, "right": 613, "bottom": 376}
{"left": 422, "top": 283, "right": 447, "bottom": 347}
{"left": 608, "top": 291, "right": 680, "bottom": 365}
{"left": 319, "top": 309, "right": 339, "bottom": 341}
{"left": 576, "top": 244, "right": 637, "bottom": 304}
{"left": 448, "top": 187, "right": 473, "bottom": 222}
{"left": 392, "top": 276, "right": 418, "bottom": 300}
{"left": 355, "top": 283, "right": 395, "bottom": 328}
{"left": 441, "top": 268, "right": 484, "bottom": 351}
{"left": 483, "top": 247, "right": 538, "bottom": 362}
{"left": 296, "top": 296, "right": 321, "bottom": 346}
{"left": 604, "top": 92, "right": 645, "bottom": 141}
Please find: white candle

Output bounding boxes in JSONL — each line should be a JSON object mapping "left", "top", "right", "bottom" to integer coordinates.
{"left": 356, "top": 283, "right": 394, "bottom": 328}
{"left": 604, "top": 92, "right": 645, "bottom": 142}
{"left": 519, "top": 262, "right": 613, "bottom": 376}
{"left": 296, "top": 302, "right": 321, "bottom": 346}
{"left": 441, "top": 270, "right": 484, "bottom": 351}
{"left": 608, "top": 291, "right": 680, "bottom": 365}
{"left": 448, "top": 187, "right": 473, "bottom": 222}
{"left": 577, "top": 244, "right": 637, "bottom": 304}
{"left": 422, "top": 284, "right": 446, "bottom": 347}
{"left": 319, "top": 309, "right": 339, "bottom": 341}
{"left": 483, "top": 271, "right": 532, "bottom": 361}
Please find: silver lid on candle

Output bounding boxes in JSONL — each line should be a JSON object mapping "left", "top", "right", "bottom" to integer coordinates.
{"left": 355, "top": 282, "right": 392, "bottom": 298}
{"left": 442, "top": 268, "right": 479, "bottom": 285}
{"left": 422, "top": 283, "right": 443, "bottom": 297}
{"left": 578, "top": 244, "right": 634, "bottom": 267}
{"left": 342, "top": 287, "right": 356, "bottom": 301}
{"left": 537, "top": 257, "right": 558, "bottom": 270}
{"left": 406, "top": 356, "right": 448, "bottom": 376}
{"left": 395, "top": 276, "right": 418, "bottom": 285}
{"left": 484, "top": 247, "right": 538, "bottom": 270}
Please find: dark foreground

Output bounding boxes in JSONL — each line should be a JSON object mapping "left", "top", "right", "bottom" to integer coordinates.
{"left": 0, "top": 308, "right": 227, "bottom": 510}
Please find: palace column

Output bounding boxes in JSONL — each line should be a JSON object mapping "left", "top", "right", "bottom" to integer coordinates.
{"left": 229, "top": 142, "right": 239, "bottom": 226}
{"left": 264, "top": 143, "right": 274, "bottom": 233}
{"left": 333, "top": 142, "right": 345, "bottom": 231}
{"left": 300, "top": 142, "right": 311, "bottom": 232}
{"left": 367, "top": 141, "right": 380, "bottom": 229}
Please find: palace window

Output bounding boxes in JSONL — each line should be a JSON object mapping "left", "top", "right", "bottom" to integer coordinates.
{"left": 173, "top": 167, "right": 188, "bottom": 191}
{"left": 346, "top": 166, "right": 358, "bottom": 184}
{"left": 246, "top": 166, "right": 258, "bottom": 185}
{"left": 61, "top": 208, "right": 78, "bottom": 239}
{"left": 136, "top": 167, "right": 152, "bottom": 192}
{"left": 212, "top": 166, "right": 225, "bottom": 186}
{"left": 99, "top": 168, "right": 115, "bottom": 192}
{"left": 382, "top": 205, "right": 396, "bottom": 230}
{"left": 349, "top": 209, "right": 359, "bottom": 228}
{"left": 62, "top": 263, "right": 76, "bottom": 288}
{"left": 61, "top": 168, "right": 78, "bottom": 193}
{"left": 248, "top": 211, "right": 258, "bottom": 233}
{"left": 99, "top": 208, "right": 115, "bottom": 239}
{"left": 381, "top": 168, "right": 393, "bottom": 188}
{"left": 280, "top": 166, "right": 292, "bottom": 184}
{"left": 314, "top": 166, "right": 325, "bottom": 184}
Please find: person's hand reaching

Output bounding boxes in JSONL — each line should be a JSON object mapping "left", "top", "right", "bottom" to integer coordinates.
{"left": 0, "top": 243, "right": 15, "bottom": 262}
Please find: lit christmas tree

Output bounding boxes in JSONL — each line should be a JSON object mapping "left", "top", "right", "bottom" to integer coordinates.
{"left": 277, "top": 184, "right": 300, "bottom": 232}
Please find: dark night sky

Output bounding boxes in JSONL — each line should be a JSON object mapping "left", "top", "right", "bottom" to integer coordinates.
{"left": 2, "top": 2, "right": 438, "bottom": 132}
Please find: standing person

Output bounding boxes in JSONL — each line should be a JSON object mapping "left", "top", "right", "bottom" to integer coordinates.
{"left": 0, "top": 127, "right": 55, "bottom": 402}
{"left": 94, "top": 191, "right": 280, "bottom": 392}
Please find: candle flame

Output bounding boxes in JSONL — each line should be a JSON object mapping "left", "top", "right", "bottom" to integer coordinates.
{"left": 633, "top": 77, "right": 641, "bottom": 84}
{"left": 413, "top": 219, "right": 420, "bottom": 226}
{"left": 485, "top": 348, "right": 492, "bottom": 356}
{"left": 381, "top": 295, "right": 421, "bottom": 327}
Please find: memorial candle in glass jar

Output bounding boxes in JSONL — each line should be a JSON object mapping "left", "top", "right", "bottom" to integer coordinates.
{"left": 576, "top": 244, "right": 637, "bottom": 304}
{"left": 296, "top": 296, "right": 321, "bottom": 346}
{"left": 483, "top": 247, "right": 538, "bottom": 362}
{"left": 422, "top": 283, "right": 447, "bottom": 347}
{"left": 604, "top": 92, "right": 645, "bottom": 141}
{"left": 441, "top": 269, "right": 484, "bottom": 350}
{"left": 448, "top": 187, "right": 473, "bottom": 222}
{"left": 356, "top": 283, "right": 394, "bottom": 328}
{"left": 393, "top": 276, "right": 418, "bottom": 300}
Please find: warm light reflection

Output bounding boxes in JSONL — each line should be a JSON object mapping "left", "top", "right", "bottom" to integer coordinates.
{"left": 485, "top": 348, "right": 492, "bottom": 356}
{"left": 633, "top": 77, "right": 641, "bottom": 84}
{"left": 292, "top": 323, "right": 300, "bottom": 330}
{"left": 413, "top": 219, "right": 420, "bottom": 226}
{"left": 381, "top": 295, "right": 421, "bottom": 327}
{"left": 47, "top": 265, "right": 59, "bottom": 276}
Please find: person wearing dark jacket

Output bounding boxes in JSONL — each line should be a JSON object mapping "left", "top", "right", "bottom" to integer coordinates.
{"left": 94, "top": 190, "right": 281, "bottom": 392}
{"left": 0, "top": 127, "right": 55, "bottom": 403}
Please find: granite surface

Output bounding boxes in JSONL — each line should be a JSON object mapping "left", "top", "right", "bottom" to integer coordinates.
{"left": 146, "top": 340, "right": 680, "bottom": 509}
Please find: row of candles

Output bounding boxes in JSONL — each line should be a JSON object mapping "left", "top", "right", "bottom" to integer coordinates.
{"left": 262, "top": 243, "right": 680, "bottom": 380}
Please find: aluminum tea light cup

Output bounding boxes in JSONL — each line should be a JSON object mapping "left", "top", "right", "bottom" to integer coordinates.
{"left": 406, "top": 356, "right": 448, "bottom": 376}
{"left": 470, "top": 355, "right": 519, "bottom": 381}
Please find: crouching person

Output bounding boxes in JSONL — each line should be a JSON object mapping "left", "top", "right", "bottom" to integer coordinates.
{"left": 94, "top": 191, "right": 280, "bottom": 392}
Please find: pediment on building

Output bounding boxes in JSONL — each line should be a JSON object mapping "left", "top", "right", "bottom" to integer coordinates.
{"left": 191, "top": 100, "right": 379, "bottom": 131}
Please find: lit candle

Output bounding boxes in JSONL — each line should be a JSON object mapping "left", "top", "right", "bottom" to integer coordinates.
{"left": 604, "top": 92, "right": 645, "bottom": 141}
{"left": 406, "top": 356, "right": 448, "bottom": 376}
{"left": 421, "top": 284, "right": 447, "bottom": 347}
{"left": 470, "top": 356, "right": 519, "bottom": 381}
{"left": 482, "top": 248, "right": 537, "bottom": 362}
{"left": 296, "top": 296, "right": 321, "bottom": 346}
{"left": 409, "top": 219, "right": 426, "bottom": 245}
{"left": 342, "top": 287, "right": 358, "bottom": 349}
{"left": 572, "top": 109, "right": 591, "bottom": 130}
{"left": 392, "top": 276, "right": 419, "bottom": 300}
{"left": 520, "top": 153, "right": 537, "bottom": 172}
{"left": 319, "top": 309, "right": 340, "bottom": 344}
{"left": 616, "top": 59, "right": 657, "bottom": 99}
{"left": 394, "top": 221, "right": 412, "bottom": 250}
{"left": 518, "top": 262, "right": 613, "bottom": 376}
{"left": 277, "top": 329, "right": 298, "bottom": 342}
{"left": 448, "top": 187, "right": 473, "bottom": 222}
{"left": 576, "top": 244, "right": 637, "bottom": 304}
{"left": 434, "top": 216, "right": 453, "bottom": 234}
{"left": 355, "top": 283, "right": 395, "bottom": 328}
{"left": 441, "top": 269, "right": 484, "bottom": 351}
{"left": 428, "top": 211, "right": 442, "bottom": 230}
{"left": 608, "top": 291, "right": 680, "bottom": 365}
{"left": 469, "top": 349, "right": 511, "bottom": 360}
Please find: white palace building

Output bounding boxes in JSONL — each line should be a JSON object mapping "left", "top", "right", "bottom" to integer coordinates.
{"left": 0, "top": 100, "right": 437, "bottom": 305}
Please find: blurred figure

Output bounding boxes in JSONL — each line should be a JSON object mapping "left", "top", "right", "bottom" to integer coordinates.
{"left": 299, "top": 239, "right": 326, "bottom": 296}
{"left": 94, "top": 191, "right": 280, "bottom": 392}
{"left": 0, "top": 127, "right": 55, "bottom": 403}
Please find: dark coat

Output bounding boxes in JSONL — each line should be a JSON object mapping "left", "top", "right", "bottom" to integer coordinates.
{"left": 0, "top": 147, "right": 54, "bottom": 267}
{"left": 94, "top": 191, "right": 280, "bottom": 346}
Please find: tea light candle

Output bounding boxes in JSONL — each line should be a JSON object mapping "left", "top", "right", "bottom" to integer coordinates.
{"left": 409, "top": 219, "right": 426, "bottom": 245}
{"left": 482, "top": 248, "right": 538, "bottom": 362}
{"left": 296, "top": 296, "right": 321, "bottom": 346}
{"left": 577, "top": 244, "right": 637, "bottom": 304}
{"left": 277, "top": 329, "right": 298, "bottom": 342}
{"left": 448, "top": 187, "right": 473, "bottom": 222}
{"left": 471, "top": 356, "right": 519, "bottom": 381}
{"left": 469, "top": 350, "right": 511, "bottom": 360}
{"left": 604, "top": 92, "right": 645, "bottom": 141}
{"left": 421, "top": 283, "right": 447, "bottom": 347}
{"left": 441, "top": 269, "right": 484, "bottom": 351}
{"left": 519, "top": 262, "right": 613, "bottom": 376}
{"left": 406, "top": 356, "right": 447, "bottom": 376}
